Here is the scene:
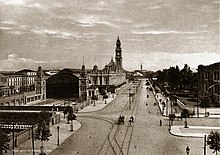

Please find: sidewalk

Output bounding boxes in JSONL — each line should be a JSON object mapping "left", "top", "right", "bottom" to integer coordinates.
{"left": 7, "top": 118, "right": 81, "bottom": 155}
{"left": 79, "top": 94, "right": 115, "bottom": 113}
{"left": 170, "top": 125, "right": 220, "bottom": 138}
{"left": 7, "top": 91, "right": 118, "bottom": 154}
{"left": 149, "top": 82, "right": 220, "bottom": 139}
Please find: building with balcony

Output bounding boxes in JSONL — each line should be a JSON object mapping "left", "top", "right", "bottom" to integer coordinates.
{"left": 0, "top": 66, "right": 47, "bottom": 106}
{"left": 198, "top": 62, "right": 220, "bottom": 105}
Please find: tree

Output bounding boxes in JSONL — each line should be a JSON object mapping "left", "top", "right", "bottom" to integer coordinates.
{"left": 67, "top": 113, "right": 76, "bottom": 131}
{"left": 200, "top": 97, "right": 211, "bottom": 108}
{"left": 0, "top": 129, "right": 9, "bottom": 155}
{"left": 34, "top": 111, "right": 52, "bottom": 155}
{"left": 181, "top": 109, "right": 189, "bottom": 128}
{"left": 180, "top": 64, "right": 193, "bottom": 90}
{"left": 64, "top": 106, "right": 73, "bottom": 119}
{"left": 207, "top": 131, "right": 220, "bottom": 155}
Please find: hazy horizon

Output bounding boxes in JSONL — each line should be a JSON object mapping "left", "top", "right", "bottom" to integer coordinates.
{"left": 0, "top": 0, "right": 219, "bottom": 72}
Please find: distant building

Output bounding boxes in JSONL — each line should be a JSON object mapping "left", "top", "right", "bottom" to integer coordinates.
{"left": 0, "top": 67, "right": 47, "bottom": 106}
{"left": 88, "top": 37, "right": 126, "bottom": 95}
{"left": 198, "top": 62, "right": 220, "bottom": 105}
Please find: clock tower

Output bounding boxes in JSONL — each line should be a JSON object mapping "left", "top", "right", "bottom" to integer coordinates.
{"left": 115, "top": 36, "right": 123, "bottom": 71}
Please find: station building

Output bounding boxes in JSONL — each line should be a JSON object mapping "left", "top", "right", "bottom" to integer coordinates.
{"left": 0, "top": 37, "right": 127, "bottom": 105}
{"left": 46, "top": 37, "right": 127, "bottom": 102}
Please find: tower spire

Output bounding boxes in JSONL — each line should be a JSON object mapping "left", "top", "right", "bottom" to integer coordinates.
{"left": 115, "top": 37, "right": 122, "bottom": 72}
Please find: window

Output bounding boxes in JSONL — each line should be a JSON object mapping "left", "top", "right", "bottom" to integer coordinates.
{"left": 214, "top": 71, "right": 220, "bottom": 80}
{"left": 205, "top": 72, "right": 209, "bottom": 79}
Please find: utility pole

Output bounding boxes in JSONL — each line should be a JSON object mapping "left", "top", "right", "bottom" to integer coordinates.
{"left": 128, "top": 88, "right": 131, "bottom": 110}
{"left": 32, "top": 124, "right": 35, "bottom": 155}
{"left": 204, "top": 135, "right": 206, "bottom": 155}
{"left": 13, "top": 121, "right": 15, "bottom": 155}
{"left": 197, "top": 98, "right": 199, "bottom": 118}
{"left": 170, "top": 97, "right": 173, "bottom": 126}
{"left": 57, "top": 126, "right": 60, "bottom": 145}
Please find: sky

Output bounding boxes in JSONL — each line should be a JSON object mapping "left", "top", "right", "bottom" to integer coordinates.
{"left": 0, "top": 0, "right": 219, "bottom": 71}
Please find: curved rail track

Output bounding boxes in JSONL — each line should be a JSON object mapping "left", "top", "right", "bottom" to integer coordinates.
{"left": 78, "top": 82, "right": 142, "bottom": 155}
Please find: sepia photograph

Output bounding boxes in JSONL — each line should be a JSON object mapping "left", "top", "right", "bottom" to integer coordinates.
{"left": 0, "top": 0, "right": 219, "bottom": 155}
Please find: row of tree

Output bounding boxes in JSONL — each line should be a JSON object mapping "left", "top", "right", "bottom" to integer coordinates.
{"left": 156, "top": 64, "right": 198, "bottom": 92}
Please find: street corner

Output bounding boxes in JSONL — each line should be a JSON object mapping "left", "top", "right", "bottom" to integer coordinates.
{"left": 71, "top": 120, "right": 82, "bottom": 132}
{"left": 169, "top": 125, "right": 220, "bottom": 138}
{"left": 169, "top": 125, "right": 202, "bottom": 138}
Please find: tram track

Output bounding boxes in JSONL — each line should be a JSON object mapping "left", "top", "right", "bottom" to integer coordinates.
{"left": 116, "top": 84, "right": 141, "bottom": 155}
{"left": 76, "top": 82, "right": 142, "bottom": 155}
{"left": 78, "top": 114, "right": 124, "bottom": 155}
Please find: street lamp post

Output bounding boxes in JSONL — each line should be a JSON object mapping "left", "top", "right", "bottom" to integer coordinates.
{"left": 31, "top": 124, "right": 35, "bottom": 155}
{"left": 197, "top": 91, "right": 199, "bottom": 118}
{"left": 12, "top": 120, "right": 15, "bottom": 155}
{"left": 204, "top": 135, "right": 207, "bottom": 155}
{"left": 57, "top": 126, "right": 60, "bottom": 145}
{"left": 128, "top": 88, "right": 131, "bottom": 110}
{"left": 186, "top": 146, "right": 190, "bottom": 155}
{"left": 166, "top": 98, "right": 169, "bottom": 116}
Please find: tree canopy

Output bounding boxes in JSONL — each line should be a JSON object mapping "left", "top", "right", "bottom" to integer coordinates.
{"left": 0, "top": 129, "right": 10, "bottom": 154}
{"left": 156, "top": 64, "right": 197, "bottom": 92}
{"left": 207, "top": 131, "right": 220, "bottom": 155}
{"left": 34, "top": 111, "right": 52, "bottom": 142}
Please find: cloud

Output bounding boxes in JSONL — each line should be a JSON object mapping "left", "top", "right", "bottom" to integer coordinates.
{"left": 31, "top": 28, "right": 80, "bottom": 39}
{"left": 0, "top": 0, "right": 25, "bottom": 6}
{"left": 127, "top": 38, "right": 144, "bottom": 42}
{"left": 7, "top": 54, "right": 46, "bottom": 63}
{"left": 149, "top": 6, "right": 161, "bottom": 10}
{"left": 132, "top": 30, "right": 208, "bottom": 35}
{"left": 1, "top": 20, "right": 16, "bottom": 25}
{"left": 0, "top": 27, "right": 12, "bottom": 30}
{"left": 0, "top": 54, "right": 68, "bottom": 71}
{"left": 77, "top": 15, "right": 101, "bottom": 26}
{"left": 27, "top": 3, "right": 45, "bottom": 9}
{"left": 7, "top": 31, "right": 23, "bottom": 35}
{"left": 133, "top": 24, "right": 152, "bottom": 29}
{"left": 89, "top": 1, "right": 112, "bottom": 11}
{"left": 76, "top": 14, "right": 120, "bottom": 29}
{"left": 114, "top": 18, "right": 132, "bottom": 23}
{"left": 0, "top": 54, "right": 49, "bottom": 71}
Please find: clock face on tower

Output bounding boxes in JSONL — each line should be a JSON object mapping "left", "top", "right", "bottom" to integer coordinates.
{"left": 117, "top": 52, "right": 120, "bottom": 56}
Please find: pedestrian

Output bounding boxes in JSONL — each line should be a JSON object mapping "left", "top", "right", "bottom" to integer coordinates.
{"left": 129, "top": 119, "right": 132, "bottom": 127}
{"left": 130, "top": 116, "right": 134, "bottom": 122}
{"left": 160, "top": 120, "right": 162, "bottom": 126}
